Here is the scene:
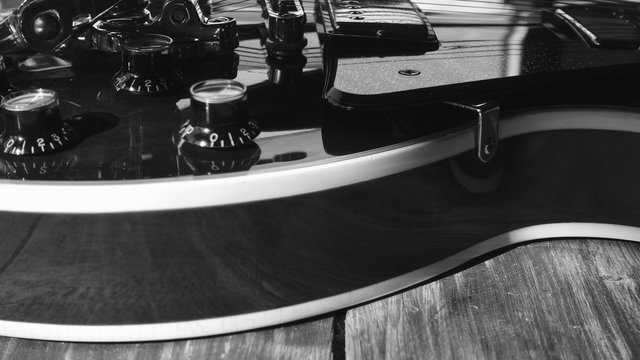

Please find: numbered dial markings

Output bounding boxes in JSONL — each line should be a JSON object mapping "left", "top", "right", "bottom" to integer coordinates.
{"left": 112, "top": 34, "right": 183, "bottom": 95}
{"left": 0, "top": 156, "right": 76, "bottom": 179}
{"left": 179, "top": 144, "right": 262, "bottom": 174}
{"left": 113, "top": 72, "right": 183, "bottom": 95}
{"left": 0, "top": 124, "right": 76, "bottom": 156}
{"left": 0, "top": 89, "right": 79, "bottom": 156}
{"left": 177, "top": 120, "right": 260, "bottom": 149}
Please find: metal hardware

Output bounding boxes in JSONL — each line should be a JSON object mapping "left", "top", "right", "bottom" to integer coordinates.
{"left": 445, "top": 100, "right": 500, "bottom": 163}
{"left": 5, "top": 0, "right": 146, "bottom": 53}
{"left": 316, "top": 0, "right": 439, "bottom": 57}
{"left": 0, "top": 0, "right": 238, "bottom": 55}
{"left": 93, "top": 0, "right": 239, "bottom": 54}
{"left": 257, "top": 0, "right": 307, "bottom": 57}
{"left": 398, "top": 69, "right": 421, "bottom": 76}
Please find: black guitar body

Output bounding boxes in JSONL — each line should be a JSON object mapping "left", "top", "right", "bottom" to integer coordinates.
{"left": 0, "top": 0, "right": 640, "bottom": 342}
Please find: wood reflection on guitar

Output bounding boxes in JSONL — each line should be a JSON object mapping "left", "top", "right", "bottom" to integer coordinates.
{"left": 0, "top": 0, "right": 640, "bottom": 356}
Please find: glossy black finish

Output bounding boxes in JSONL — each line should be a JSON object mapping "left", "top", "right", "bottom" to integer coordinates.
{"left": 189, "top": 83, "right": 249, "bottom": 128}
{"left": 0, "top": 89, "right": 79, "bottom": 155}
{"left": 113, "top": 34, "right": 183, "bottom": 94}
{"left": 0, "top": 56, "right": 10, "bottom": 97}
{"left": 178, "top": 79, "right": 260, "bottom": 150}
{"left": 0, "top": 0, "right": 636, "bottom": 180}
{"left": 1, "top": 0, "right": 640, "bottom": 331}
{"left": 1, "top": 130, "right": 640, "bottom": 325}
{"left": 323, "top": 1, "right": 640, "bottom": 108}
{"left": 0, "top": 29, "right": 326, "bottom": 179}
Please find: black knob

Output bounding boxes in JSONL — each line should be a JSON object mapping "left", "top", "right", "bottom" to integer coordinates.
{"left": 177, "top": 80, "right": 259, "bottom": 150}
{"left": 32, "top": 12, "right": 61, "bottom": 41}
{"left": 266, "top": 54, "right": 306, "bottom": 84}
{"left": 113, "top": 34, "right": 183, "bottom": 95}
{"left": 263, "top": 0, "right": 307, "bottom": 57}
{"left": 0, "top": 89, "right": 77, "bottom": 156}
{"left": 0, "top": 156, "right": 77, "bottom": 179}
{"left": 178, "top": 142, "right": 262, "bottom": 174}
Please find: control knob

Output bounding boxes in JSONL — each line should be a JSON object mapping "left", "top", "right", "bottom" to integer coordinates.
{"left": 113, "top": 34, "right": 183, "bottom": 95}
{"left": 177, "top": 79, "right": 259, "bottom": 150}
{"left": 0, "top": 89, "right": 77, "bottom": 156}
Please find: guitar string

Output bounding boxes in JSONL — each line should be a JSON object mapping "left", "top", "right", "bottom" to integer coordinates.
{"left": 365, "top": 0, "right": 640, "bottom": 9}
{"left": 235, "top": 49, "right": 266, "bottom": 55}
{"left": 203, "top": 0, "right": 640, "bottom": 14}
{"left": 201, "top": 0, "right": 639, "bottom": 69}
{"left": 192, "top": 0, "right": 640, "bottom": 16}
{"left": 236, "top": 49, "right": 323, "bottom": 57}
{"left": 339, "top": 46, "right": 594, "bottom": 64}
{"left": 235, "top": 55, "right": 268, "bottom": 60}
{"left": 234, "top": 53, "right": 266, "bottom": 59}
{"left": 206, "top": 1, "right": 260, "bottom": 13}
{"left": 204, "top": 11, "right": 637, "bottom": 29}
{"left": 235, "top": 58, "right": 266, "bottom": 64}
{"left": 236, "top": 49, "right": 267, "bottom": 58}
{"left": 411, "top": 0, "right": 640, "bottom": 9}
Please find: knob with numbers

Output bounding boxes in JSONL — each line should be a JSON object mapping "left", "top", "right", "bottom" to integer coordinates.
{"left": 178, "top": 142, "right": 262, "bottom": 174}
{"left": 0, "top": 89, "right": 77, "bottom": 156}
{"left": 176, "top": 79, "right": 259, "bottom": 150}
{"left": 112, "top": 34, "right": 183, "bottom": 95}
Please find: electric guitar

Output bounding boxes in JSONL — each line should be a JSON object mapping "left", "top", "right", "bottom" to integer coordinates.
{"left": 0, "top": 0, "right": 640, "bottom": 342}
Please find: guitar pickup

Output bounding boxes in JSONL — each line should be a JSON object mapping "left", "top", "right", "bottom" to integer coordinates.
{"left": 316, "top": 0, "right": 439, "bottom": 56}
{"left": 544, "top": 6, "right": 640, "bottom": 49}
{"left": 257, "top": 0, "right": 308, "bottom": 56}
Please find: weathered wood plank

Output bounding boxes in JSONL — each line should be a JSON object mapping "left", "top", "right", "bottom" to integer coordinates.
{"left": 345, "top": 239, "right": 640, "bottom": 360}
{"left": 5, "top": 239, "right": 640, "bottom": 359}
{"left": 0, "top": 317, "right": 334, "bottom": 360}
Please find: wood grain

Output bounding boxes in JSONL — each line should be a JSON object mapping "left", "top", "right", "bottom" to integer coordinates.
{"left": 345, "top": 239, "right": 640, "bottom": 360}
{"left": 0, "top": 317, "right": 334, "bottom": 360}
{"left": 4, "top": 239, "right": 640, "bottom": 358}
{"left": 5, "top": 131, "right": 640, "bottom": 329}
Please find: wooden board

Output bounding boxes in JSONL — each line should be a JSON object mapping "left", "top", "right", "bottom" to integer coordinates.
{"left": 3, "top": 0, "right": 640, "bottom": 342}
{"left": 345, "top": 239, "right": 640, "bottom": 359}
{"left": 4, "top": 239, "right": 640, "bottom": 358}
{"left": 0, "top": 318, "right": 334, "bottom": 360}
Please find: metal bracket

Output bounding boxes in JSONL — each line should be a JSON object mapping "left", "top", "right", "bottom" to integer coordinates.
{"left": 445, "top": 100, "right": 500, "bottom": 162}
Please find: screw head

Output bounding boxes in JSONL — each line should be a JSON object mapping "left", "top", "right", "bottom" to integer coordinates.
{"left": 398, "top": 69, "right": 421, "bottom": 76}
{"left": 483, "top": 137, "right": 496, "bottom": 155}
{"left": 171, "top": 8, "right": 188, "bottom": 24}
